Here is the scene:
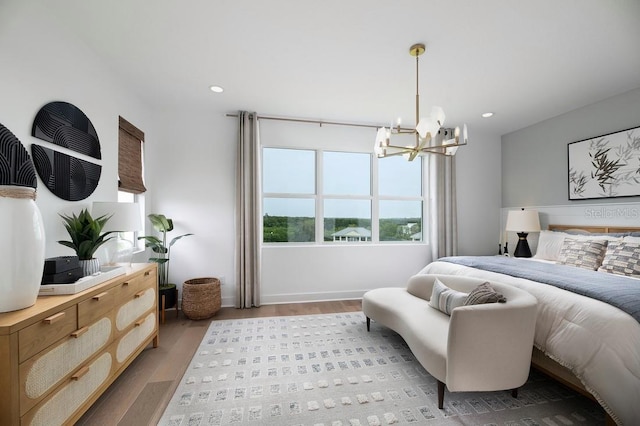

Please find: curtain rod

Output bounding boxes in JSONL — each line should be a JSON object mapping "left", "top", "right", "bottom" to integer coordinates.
{"left": 225, "top": 113, "right": 380, "bottom": 130}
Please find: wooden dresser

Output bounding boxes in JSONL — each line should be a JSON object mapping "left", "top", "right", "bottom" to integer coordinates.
{"left": 0, "top": 263, "right": 159, "bottom": 426}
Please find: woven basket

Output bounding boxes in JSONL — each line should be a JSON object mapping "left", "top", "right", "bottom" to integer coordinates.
{"left": 181, "top": 277, "right": 221, "bottom": 320}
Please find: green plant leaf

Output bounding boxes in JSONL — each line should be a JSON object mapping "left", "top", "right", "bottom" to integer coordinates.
{"left": 57, "top": 208, "right": 113, "bottom": 260}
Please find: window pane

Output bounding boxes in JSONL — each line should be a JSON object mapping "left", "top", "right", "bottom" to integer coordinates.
{"left": 323, "top": 151, "right": 370, "bottom": 195}
{"left": 324, "top": 199, "right": 371, "bottom": 242}
{"left": 263, "top": 148, "right": 315, "bottom": 194}
{"left": 117, "top": 191, "right": 140, "bottom": 249}
{"left": 263, "top": 198, "right": 315, "bottom": 242}
{"left": 379, "top": 200, "right": 422, "bottom": 241}
{"left": 378, "top": 156, "right": 421, "bottom": 197}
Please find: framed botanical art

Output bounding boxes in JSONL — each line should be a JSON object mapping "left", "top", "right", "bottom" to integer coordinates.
{"left": 568, "top": 125, "right": 640, "bottom": 200}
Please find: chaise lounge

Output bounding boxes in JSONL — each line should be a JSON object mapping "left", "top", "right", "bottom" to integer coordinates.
{"left": 362, "top": 274, "right": 538, "bottom": 408}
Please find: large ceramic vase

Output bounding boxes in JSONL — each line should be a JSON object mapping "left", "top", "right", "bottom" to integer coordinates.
{"left": 0, "top": 186, "right": 46, "bottom": 312}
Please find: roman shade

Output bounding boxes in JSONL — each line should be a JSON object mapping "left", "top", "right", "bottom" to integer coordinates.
{"left": 118, "top": 116, "right": 146, "bottom": 194}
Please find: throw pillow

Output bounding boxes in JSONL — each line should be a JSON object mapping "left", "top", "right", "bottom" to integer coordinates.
{"left": 463, "top": 282, "right": 507, "bottom": 305}
{"left": 557, "top": 238, "right": 608, "bottom": 270}
{"left": 429, "top": 278, "right": 468, "bottom": 315}
{"left": 533, "top": 230, "right": 568, "bottom": 261}
{"left": 598, "top": 241, "right": 640, "bottom": 277}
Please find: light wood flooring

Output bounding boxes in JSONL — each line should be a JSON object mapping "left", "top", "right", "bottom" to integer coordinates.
{"left": 75, "top": 300, "right": 362, "bottom": 426}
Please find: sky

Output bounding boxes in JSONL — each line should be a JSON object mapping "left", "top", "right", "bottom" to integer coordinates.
{"left": 263, "top": 148, "right": 422, "bottom": 219}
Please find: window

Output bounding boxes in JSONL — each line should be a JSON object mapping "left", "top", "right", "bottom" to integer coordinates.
{"left": 263, "top": 149, "right": 315, "bottom": 242}
{"left": 378, "top": 156, "right": 422, "bottom": 241}
{"left": 262, "top": 147, "right": 425, "bottom": 244}
{"left": 323, "top": 151, "right": 371, "bottom": 241}
{"left": 116, "top": 190, "right": 143, "bottom": 250}
{"left": 118, "top": 116, "right": 146, "bottom": 250}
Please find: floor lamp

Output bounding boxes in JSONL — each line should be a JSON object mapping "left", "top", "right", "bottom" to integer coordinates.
{"left": 505, "top": 208, "right": 541, "bottom": 258}
{"left": 92, "top": 201, "right": 142, "bottom": 266}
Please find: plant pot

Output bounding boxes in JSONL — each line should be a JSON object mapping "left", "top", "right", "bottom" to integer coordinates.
{"left": 159, "top": 283, "right": 178, "bottom": 310}
{"left": 79, "top": 258, "right": 100, "bottom": 277}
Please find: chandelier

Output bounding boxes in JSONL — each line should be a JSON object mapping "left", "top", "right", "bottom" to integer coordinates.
{"left": 374, "top": 43, "right": 468, "bottom": 161}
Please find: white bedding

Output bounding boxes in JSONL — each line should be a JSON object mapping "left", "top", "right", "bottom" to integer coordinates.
{"left": 419, "top": 260, "right": 640, "bottom": 425}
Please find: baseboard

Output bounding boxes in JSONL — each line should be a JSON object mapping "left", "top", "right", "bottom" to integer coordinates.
{"left": 220, "top": 289, "right": 368, "bottom": 307}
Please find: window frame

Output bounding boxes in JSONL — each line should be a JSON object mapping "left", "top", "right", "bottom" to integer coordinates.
{"left": 261, "top": 146, "right": 426, "bottom": 245}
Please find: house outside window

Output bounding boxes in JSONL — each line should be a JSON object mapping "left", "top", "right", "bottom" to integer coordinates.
{"left": 262, "top": 147, "right": 424, "bottom": 244}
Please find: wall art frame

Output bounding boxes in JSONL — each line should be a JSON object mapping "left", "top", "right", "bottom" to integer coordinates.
{"left": 568, "top": 125, "right": 640, "bottom": 200}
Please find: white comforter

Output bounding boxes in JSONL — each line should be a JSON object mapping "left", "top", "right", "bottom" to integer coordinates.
{"left": 420, "top": 260, "right": 640, "bottom": 425}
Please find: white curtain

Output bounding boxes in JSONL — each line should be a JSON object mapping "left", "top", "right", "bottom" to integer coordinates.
{"left": 428, "top": 128, "right": 458, "bottom": 260}
{"left": 235, "top": 111, "right": 261, "bottom": 308}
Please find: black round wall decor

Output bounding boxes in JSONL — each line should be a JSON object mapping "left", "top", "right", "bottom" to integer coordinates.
{"left": 0, "top": 122, "right": 37, "bottom": 188}
{"left": 30, "top": 101, "right": 101, "bottom": 200}
{"left": 31, "top": 144, "right": 101, "bottom": 201}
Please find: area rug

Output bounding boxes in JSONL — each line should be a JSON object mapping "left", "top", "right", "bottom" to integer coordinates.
{"left": 158, "top": 312, "right": 604, "bottom": 425}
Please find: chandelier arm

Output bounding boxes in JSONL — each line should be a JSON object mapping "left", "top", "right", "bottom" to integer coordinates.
{"left": 380, "top": 150, "right": 411, "bottom": 158}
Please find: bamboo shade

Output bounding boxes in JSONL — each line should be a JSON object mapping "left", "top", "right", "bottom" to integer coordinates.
{"left": 118, "top": 116, "right": 146, "bottom": 194}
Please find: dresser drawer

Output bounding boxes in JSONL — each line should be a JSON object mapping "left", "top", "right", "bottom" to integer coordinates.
{"left": 21, "top": 349, "right": 115, "bottom": 426}
{"left": 116, "top": 312, "right": 156, "bottom": 365}
{"left": 114, "top": 268, "right": 153, "bottom": 299}
{"left": 115, "top": 287, "right": 156, "bottom": 332}
{"left": 19, "top": 316, "right": 113, "bottom": 415}
{"left": 78, "top": 289, "right": 115, "bottom": 328}
{"left": 18, "top": 306, "right": 77, "bottom": 363}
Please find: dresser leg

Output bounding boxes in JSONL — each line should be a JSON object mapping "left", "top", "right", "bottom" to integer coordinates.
{"left": 175, "top": 287, "right": 179, "bottom": 318}
{"left": 161, "top": 294, "right": 166, "bottom": 324}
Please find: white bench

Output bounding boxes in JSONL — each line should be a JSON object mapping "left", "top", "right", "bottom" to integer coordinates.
{"left": 362, "top": 274, "right": 537, "bottom": 408}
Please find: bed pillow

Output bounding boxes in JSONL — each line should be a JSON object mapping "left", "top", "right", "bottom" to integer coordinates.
{"left": 534, "top": 230, "right": 568, "bottom": 261}
{"left": 429, "top": 278, "right": 468, "bottom": 315}
{"left": 568, "top": 233, "right": 622, "bottom": 242}
{"left": 598, "top": 241, "right": 640, "bottom": 277}
{"left": 463, "top": 282, "right": 506, "bottom": 305}
{"left": 623, "top": 236, "right": 640, "bottom": 244}
{"left": 557, "top": 238, "right": 608, "bottom": 270}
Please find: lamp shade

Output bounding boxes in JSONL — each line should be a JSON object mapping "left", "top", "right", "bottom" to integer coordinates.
{"left": 505, "top": 209, "right": 540, "bottom": 233}
{"left": 91, "top": 202, "right": 142, "bottom": 232}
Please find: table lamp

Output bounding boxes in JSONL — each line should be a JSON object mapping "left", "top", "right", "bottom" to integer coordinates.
{"left": 92, "top": 202, "right": 142, "bottom": 265}
{"left": 505, "top": 208, "right": 540, "bottom": 258}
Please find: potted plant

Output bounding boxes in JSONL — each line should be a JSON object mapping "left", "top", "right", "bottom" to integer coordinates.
{"left": 58, "top": 208, "right": 114, "bottom": 276}
{"left": 138, "top": 213, "right": 193, "bottom": 310}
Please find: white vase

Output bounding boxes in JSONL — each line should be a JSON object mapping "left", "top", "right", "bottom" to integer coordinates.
{"left": 0, "top": 186, "right": 46, "bottom": 313}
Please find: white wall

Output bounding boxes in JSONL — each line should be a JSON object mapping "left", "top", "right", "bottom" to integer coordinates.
{"left": 455, "top": 128, "right": 503, "bottom": 256}
{"left": 0, "top": 1, "right": 153, "bottom": 258}
{"left": 142, "top": 110, "right": 237, "bottom": 304}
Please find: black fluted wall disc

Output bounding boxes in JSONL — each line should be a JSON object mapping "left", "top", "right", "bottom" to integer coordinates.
{"left": 32, "top": 101, "right": 101, "bottom": 159}
{"left": 0, "top": 122, "right": 37, "bottom": 188}
{"left": 31, "top": 144, "right": 101, "bottom": 201}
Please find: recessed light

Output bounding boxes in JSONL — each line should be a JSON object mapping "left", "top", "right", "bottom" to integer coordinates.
{"left": 481, "top": 112, "right": 494, "bottom": 118}
{"left": 209, "top": 85, "right": 224, "bottom": 93}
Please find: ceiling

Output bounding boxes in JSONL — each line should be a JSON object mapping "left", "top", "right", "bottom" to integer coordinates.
{"left": 41, "top": 0, "right": 640, "bottom": 136}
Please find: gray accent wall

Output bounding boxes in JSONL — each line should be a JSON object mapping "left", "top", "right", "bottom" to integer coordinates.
{"left": 502, "top": 88, "right": 640, "bottom": 208}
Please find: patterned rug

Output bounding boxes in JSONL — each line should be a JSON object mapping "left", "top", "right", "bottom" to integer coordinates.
{"left": 158, "top": 312, "right": 605, "bottom": 425}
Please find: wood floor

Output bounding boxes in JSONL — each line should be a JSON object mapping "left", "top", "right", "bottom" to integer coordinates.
{"left": 75, "top": 300, "right": 362, "bottom": 426}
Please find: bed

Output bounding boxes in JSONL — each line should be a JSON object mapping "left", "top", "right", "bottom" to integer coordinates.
{"left": 419, "top": 224, "right": 640, "bottom": 425}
